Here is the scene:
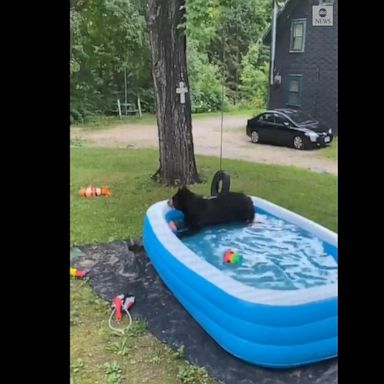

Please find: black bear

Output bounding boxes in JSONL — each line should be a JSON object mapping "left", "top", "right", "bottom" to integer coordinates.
{"left": 168, "top": 186, "right": 255, "bottom": 234}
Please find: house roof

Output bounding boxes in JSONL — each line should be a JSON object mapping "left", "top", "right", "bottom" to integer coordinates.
{"left": 262, "top": 0, "right": 301, "bottom": 45}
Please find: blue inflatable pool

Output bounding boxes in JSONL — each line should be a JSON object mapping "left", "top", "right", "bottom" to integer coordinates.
{"left": 143, "top": 196, "right": 338, "bottom": 368}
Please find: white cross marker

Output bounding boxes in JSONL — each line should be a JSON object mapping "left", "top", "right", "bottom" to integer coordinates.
{"left": 176, "top": 81, "right": 188, "bottom": 104}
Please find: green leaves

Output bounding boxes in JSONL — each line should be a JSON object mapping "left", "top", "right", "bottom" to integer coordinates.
{"left": 186, "top": 0, "right": 220, "bottom": 50}
{"left": 104, "top": 361, "right": 123, "bottom": 383}
{"left": 70, "top": 0, "right": 274, "bottom": 121}
{"left": 187, "top": 42, "right": 224, "bottom": 113}
{"left": 70, "top": 0, "right": 150, "bottom": 122}
{"left": 240, "top": 43, "right": 269, "bottom": 108}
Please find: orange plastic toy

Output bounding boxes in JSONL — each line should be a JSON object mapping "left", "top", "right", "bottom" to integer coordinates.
{"left": 79, "top": 185, "right": 111, "bottom": 198}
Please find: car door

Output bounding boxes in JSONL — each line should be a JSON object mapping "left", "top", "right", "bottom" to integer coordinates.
{"left": 258, "top": 113, "right": 276, "bottom": 143}
{"left": 273, "top": 114, "right": 294, "bottom": 146}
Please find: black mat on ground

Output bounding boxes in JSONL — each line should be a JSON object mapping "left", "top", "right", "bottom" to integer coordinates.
{"left": 71, "top": 240, "right": 337, "bottom": 384}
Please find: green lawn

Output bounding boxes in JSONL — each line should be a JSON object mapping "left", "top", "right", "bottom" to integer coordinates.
{"left": 319, "top": 137, "right": 338, "bottom": 160}
{"left": 70, "top": 147, "right": 337, "bottom": 383}
{"left": 72, "top": 109, "right": 259, "bottom": 131}
{"left": 74, "top": 113, "right": 157, "bottom": 130}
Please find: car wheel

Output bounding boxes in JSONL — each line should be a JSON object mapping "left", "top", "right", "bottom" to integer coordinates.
{"left": 292, "top": 135, "right": 307, "bottom": 150}
{"left": 251, "top": 130, "right": 259, "bottom": 143}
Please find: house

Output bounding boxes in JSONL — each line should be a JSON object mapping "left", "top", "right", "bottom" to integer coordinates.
{"left": 263, "top": 0, "right": 338, "bottom": 133}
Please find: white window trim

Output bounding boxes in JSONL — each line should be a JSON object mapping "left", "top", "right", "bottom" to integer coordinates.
{"left": 289, "top": 18, "right": 307, "bottom": 53}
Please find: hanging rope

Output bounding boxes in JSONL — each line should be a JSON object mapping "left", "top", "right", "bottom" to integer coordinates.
{"left": 211, "top": 14, "right": 231, "bottom": 197}
{"left": 219, "top": 78, "right": 224, "bottom": 171}
{"left": 219, "top": 29, "right": 226, "bottom": 171}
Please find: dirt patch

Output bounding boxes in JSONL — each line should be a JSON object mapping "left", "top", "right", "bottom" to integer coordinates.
{"left": 71, "top": 116, "right": 337, "bottom": 175}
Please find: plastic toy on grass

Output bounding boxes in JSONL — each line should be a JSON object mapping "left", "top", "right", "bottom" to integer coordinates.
{"left": 79, "top": 185, "right": 111, "bottom": 197}
{"left": 108, "top": 294, "right": 136, "bottom": 334}
{"left": 70, "top": 268, "right": 90, "bottom": 278}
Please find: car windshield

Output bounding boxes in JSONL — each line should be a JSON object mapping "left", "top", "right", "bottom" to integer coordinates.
{"left": 284, "top": 111, "right": 314, "bottom": 124}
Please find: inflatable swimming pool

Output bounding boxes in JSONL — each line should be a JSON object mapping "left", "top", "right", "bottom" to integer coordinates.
{"left": 143, "top": 196, "right": 337, "bottom": 368}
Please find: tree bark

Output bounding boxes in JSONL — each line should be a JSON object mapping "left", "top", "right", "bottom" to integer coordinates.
{"left": 147, "top": 0, "right": 200, "bottom": 185}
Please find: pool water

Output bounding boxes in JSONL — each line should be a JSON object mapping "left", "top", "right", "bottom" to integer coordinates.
{"left": 180, "top": 210, "right": 338, "bottom": 290}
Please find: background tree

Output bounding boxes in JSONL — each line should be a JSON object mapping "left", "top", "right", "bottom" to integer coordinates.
{"left": 208, "top": 0, "right": 271, "bottom": 105}
{"left": 240, "top": 43, "right": 269, "bottom": 108}
{"left": 70, "top": 0, "right": 275, "bottom": 123}
{"left": 70, "top": 0, "right": 150, "bottom": 122}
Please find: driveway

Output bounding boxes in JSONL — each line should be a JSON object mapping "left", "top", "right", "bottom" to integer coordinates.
{"left": 71, "top": 116, "right": 337, "bottom": 175}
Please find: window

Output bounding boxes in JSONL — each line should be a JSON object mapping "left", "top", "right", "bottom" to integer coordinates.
{"left": 274, "top": 115, "right": 289, "bottom": 125}
{"left": 290, "top": 19, "right": 306, "bottom": 52}
{"left": 262, "top": 113, "right": 275, "bottom": 123}
{"left": 286, "top": 75, "right": 303, "bottom": 107}
{"left": 259, "top": 114, "right": 266, "bottom": 121}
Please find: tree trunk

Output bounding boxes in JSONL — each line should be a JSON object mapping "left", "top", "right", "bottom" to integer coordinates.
{"left": 147, "top": 0, "right": 200, "bottom": 185}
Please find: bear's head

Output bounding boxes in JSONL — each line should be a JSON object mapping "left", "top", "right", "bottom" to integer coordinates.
{"left": 167, "top": 186, "right": 195, "bottom": 211}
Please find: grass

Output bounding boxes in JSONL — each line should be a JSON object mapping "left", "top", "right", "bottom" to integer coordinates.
{"left": 71, "top": 148, "right": 337, "bottom": 245}
{"left": 72, "top": 109, "right": 259, "bottom": 131}
{"left": 319, "top": 137, "right": 338, "bottom": 160}
{"left": 74, "top": 113, "right": 156, "bottom": 130}
{"left": 191, "top": 108, "right": 260, "bottom": 119}
{"left": 71, "top": 147, "right": 337, "bottom": 383}
{"left": 70, "top": 280, "right": 210, "bottom": 384}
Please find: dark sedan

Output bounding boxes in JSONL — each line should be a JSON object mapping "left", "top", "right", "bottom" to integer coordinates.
{"left": 246, "top": 108, "right": 333, "bottom": 150}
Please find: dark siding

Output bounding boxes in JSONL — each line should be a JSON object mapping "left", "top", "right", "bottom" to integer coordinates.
{"left": 268, "top": 0, "right": 338, "bottom": 132}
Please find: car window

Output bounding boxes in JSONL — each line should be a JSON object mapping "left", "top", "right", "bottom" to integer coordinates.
{"left": 257, "top": 114, "right": 266, "bottom": 121}
{"left": 274, "top": 115, "right": 289, "bottom": 125}
{"left": 262, "top": 113, "right": 275, "bottom": 123}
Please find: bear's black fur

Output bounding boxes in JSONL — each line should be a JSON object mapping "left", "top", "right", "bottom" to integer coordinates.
{"left": 168, "top": 186, "right": 255, "bottom": 234}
